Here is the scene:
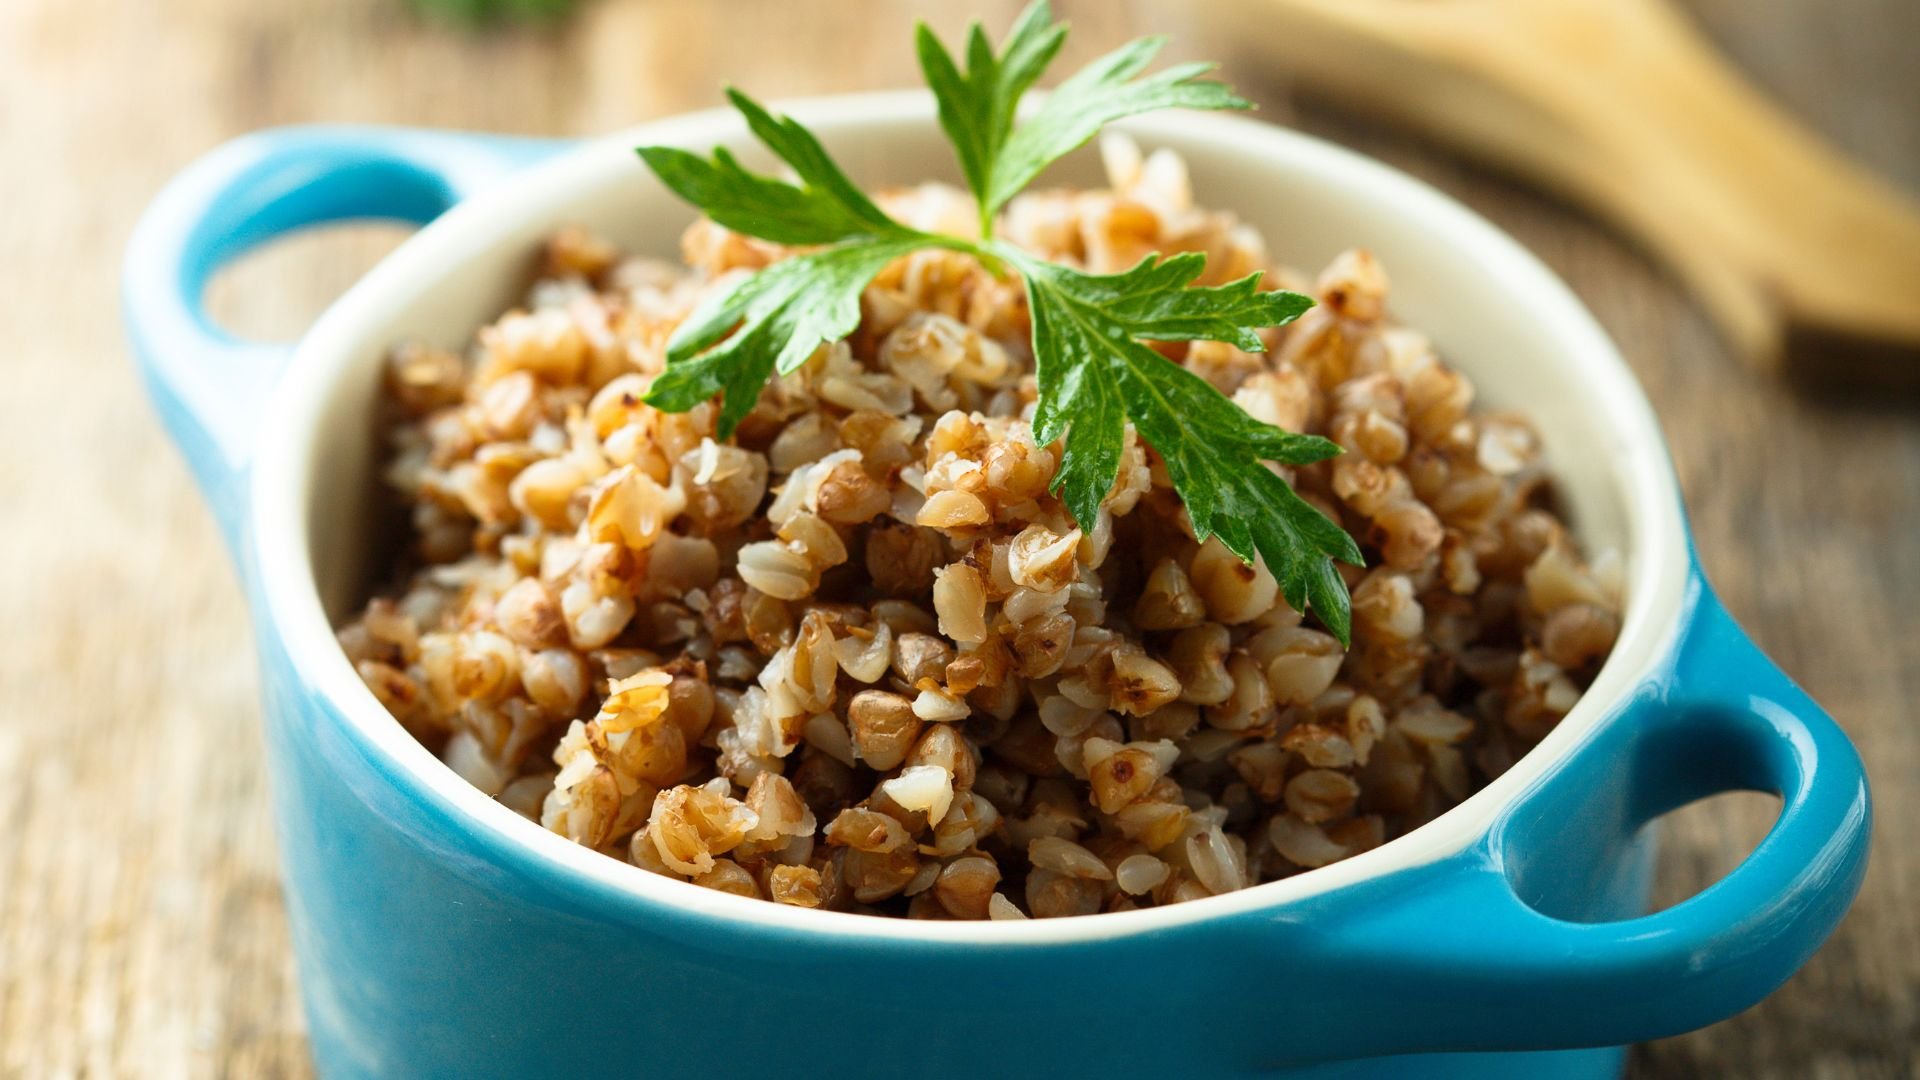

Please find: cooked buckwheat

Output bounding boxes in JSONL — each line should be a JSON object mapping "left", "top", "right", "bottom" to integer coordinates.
{"left": 340, "top": 134, "right": 1622, "bottom": 919}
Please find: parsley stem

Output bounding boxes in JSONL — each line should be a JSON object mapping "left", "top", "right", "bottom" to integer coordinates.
{"left": 928, "top": 232, "right": 1008, "bottom": 278}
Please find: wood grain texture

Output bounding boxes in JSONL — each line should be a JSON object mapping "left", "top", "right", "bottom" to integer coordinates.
{"left": 1206, "top": 0, "right": 1920, "bottom": 381}
{"left": 0, "top": 0, "right": 1910, "bottom": 1076}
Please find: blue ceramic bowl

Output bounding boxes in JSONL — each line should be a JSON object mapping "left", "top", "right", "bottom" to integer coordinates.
{"left": 123, "top": 95, "right": 1871, "bottom": 1079}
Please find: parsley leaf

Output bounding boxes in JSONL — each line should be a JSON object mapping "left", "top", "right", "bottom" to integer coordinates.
{"left": 645, "top": 238, "right": 929, "bottom": 438}
{"left": 636, "top": 88, "right": 918, "bottom": 246}
{"left": 916, "top": 2, "right": 1066, "bottom": 236}
{"left": 919, "top": 2, "right": 1250, "bottom": 231}
{"left": 1002, "top": 248, "right": 1362, "bottom": 641}
{"left": 991, "top": 37, "right": 1248, "bottom": 216}
{"left": 638, "top": 88, "right": 956, "bottom": 437}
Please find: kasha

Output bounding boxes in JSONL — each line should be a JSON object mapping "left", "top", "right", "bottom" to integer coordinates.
{"left": 339, "top": 2, "right": 1620, "bottom": 919}
{"left": 342, "top": 171, "right": 1618, "bottom": 918}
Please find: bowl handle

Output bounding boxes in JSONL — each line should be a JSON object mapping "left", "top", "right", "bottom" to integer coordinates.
{"left": 122, "top": 125, "right": 569, "bottom": 554}
{"left": 1262, "top": 574, "right": 1871, "bottom": 1062}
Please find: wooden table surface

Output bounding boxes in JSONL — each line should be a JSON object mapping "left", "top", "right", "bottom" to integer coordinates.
{"left": 0, "top": 0, "right": 1912, "bottom": 1075}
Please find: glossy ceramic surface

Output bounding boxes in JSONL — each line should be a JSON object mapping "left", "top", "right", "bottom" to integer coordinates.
{"left": 123, "top": 98, "right": 1871, "bottom": 1079}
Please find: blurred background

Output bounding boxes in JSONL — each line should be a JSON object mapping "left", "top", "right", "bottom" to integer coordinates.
{"left": 0, "top": 0, "right": 1913, "bottom": 1075}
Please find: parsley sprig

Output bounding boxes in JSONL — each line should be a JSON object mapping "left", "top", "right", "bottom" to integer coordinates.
{"left": 634, "top": 0, "right": 1365, "bottom": 642}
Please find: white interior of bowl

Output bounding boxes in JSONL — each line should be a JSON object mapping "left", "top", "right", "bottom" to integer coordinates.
{"left": 255, "top": 92, "right": 1689, "bottom": 942}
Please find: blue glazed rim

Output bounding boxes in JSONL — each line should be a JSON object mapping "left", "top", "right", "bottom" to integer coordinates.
{"left": 123, "top": 94, "right": 1871, "bottom": 1053}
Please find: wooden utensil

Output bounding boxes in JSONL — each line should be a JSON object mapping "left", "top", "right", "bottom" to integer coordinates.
{"left": 1204, "top": 0, "right": 1920, "bottom": 389}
